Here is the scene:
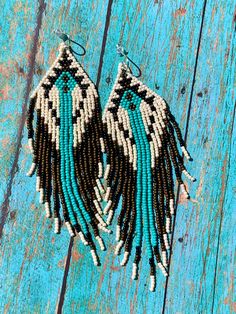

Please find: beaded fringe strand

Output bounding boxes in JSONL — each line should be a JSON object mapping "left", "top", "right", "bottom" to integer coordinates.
{"left": 26, "top": 43, "right": 108, "bottom": 265}
{"left": 102, "top": 63, "right": 195, "bottom": 291}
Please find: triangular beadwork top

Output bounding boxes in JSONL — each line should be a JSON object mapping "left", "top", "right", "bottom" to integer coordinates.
{"left": 26, "top": 43, "right": 108, "bottom": 266}
{"left": 102, "top": 63, "right": 195, "bottom": 291}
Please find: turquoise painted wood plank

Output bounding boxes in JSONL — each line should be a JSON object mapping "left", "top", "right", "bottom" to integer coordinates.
{"left": 0, "top": 0, "right": 109, "bottom": 313}
{"left": 0, "top": 0, "right": 39, "bottom": 233}
{"left": 62, "top": 1, "right": 206, "bottom": 313}
{"left": 164, "top": 0, "right": 236, "bottom": 313}
{"left": 213, "top": 111, "right": 236, "bottom": 312}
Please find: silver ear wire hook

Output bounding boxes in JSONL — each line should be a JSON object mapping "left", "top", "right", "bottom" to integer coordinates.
{"left": 54, "top": 29, "right": 86, "bottom": 56}
{"left": 116, "top": 44, "right": 142, "bottom": 78}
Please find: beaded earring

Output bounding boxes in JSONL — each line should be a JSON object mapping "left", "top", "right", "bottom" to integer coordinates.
{"left": 102, "top": 45, "right": 195, "bottom": 291}
{"left": 26, "top": 31, "right": 109, "bottom": 265}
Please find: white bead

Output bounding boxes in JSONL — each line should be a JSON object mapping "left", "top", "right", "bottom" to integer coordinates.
{"left": 120, "top": 251, "right": 129, "bottom": 266}
{"left": 36, "top": 176, "right": 40, "bottom": 192}
{"left": 96, "top": 179, "right": 105, "bottom": 194}
{"left": 96, "top": 236, "right": 106, "bottom": 251}
{"left": 166, "top": 217, "right": 171, "bottom": 233}
{"left": 28, "top": 138, "right": 34, "bottom": 153}
{"left": 169, "top": 199, "right": 175, "bottom": 215}
{"left": 44, "top": 202, "right": 51, "bottom": 218}
{"left": 94, "top": 187, "right": 102, "bottom": 202}
{"left": 98, "top": 162, "right": 103, "bottom": 178}
{"left": 132, "top": 263, "right": 138, "bottom": 280}
{"left": 116, "top": 225, "right": 121, "bottom": 241}
{"left": 78, "top": 232, "right": 88, "bottom": 245}
{"left": 27, "top": 162, "right": 36, "bottom": 177}
{"left": 39, "top": 188, "right": 44, "bottom": 204}
{"left": 98, "top": 223, "right": 112, "bottom": 234}
{"left": 90, "top": 249, "right": 99, "bottom": 266}
{"left": 103, "top": 200, "right": 112, "bottom": 214}
{"left": 114, "top": 240, "right": 124, "bottom": 255}
{"left": 100, "top": 137, "right": 105, "bottom": 152}
{"left": 54, "top": 218, "right": 60, "bottom": 234}
{"left": 64, "top": 221, "right": 74, "bottom": 237}
{"left": 162, "top": 250, "right": 168, "bottom": 267}
{"left": 181, "top": 146, "right": 191, "bottom": 160}
{"left": 104, "top": 187, "right": 111, "bottom": 202}
{"left": 95, "top": 213, "right": 106, "bottom": 226}
{"left": 104, "top": 164, "right": 110, "bottom": 180}
{"left": 180, "top": 183, "right": 189, "bottom": 199}
{"left": 149, "top": 275, "right": 156, "bottom": 292}
{"left": 183, "top": 169, "right": 196, "bottom": 182}
{"left": 106, "top": 210, "right": 114, "bottom": 225}
{"left": 157, "top": 262, "right": 168, "bottom": 277}
{"left": 163, "top": 234, "right": 170, "bottom": 249}
{"left": 93, "top": 200, "right": 102, "bottom": 215}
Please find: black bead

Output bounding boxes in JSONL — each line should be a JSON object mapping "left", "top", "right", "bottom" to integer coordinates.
{"left": 130, "top": 138, "right": 135, "bottom": 145}
{"left": 82, "top": 90, "right": 87, "bottom": 98}
{"left": 148, "top": 125, "right": 154, "bottom": 133}
{"left": 129, "top": 103, "right": 136, "bottom": 111}
{"left": 63, "top": 85, "right": 69, "bottom": 93}
{"left": 108, "top": 107, "right": 118, "bottom": 114}
{"left": 76, "top": 76, "right": 84, "bottom": 84}
{"left": 63, "top": 75, "right": 69, "bottom": 82}
{"left": 52, "top": 109, "right": 56, "bottom": 117}
{"left": 146, "top": 96, "right": 155, "bottom": 105}
{"left": 147, "top": 134, "right": 152, "bottom": 142}
{"left": 150, "top": 115, "right": 155, "bottom": 123}
{"left": 124, "top": 130, "right": 129, "bottom": 138}
{"left": 76, "top": 109, "right": 81, "bottom": 117}
{"left": 138, "top": 90, "right": 147, "bottom": 98}
{"left": 126, "top": 93, "right": 133, "bottom": 100}
{"left": 48, "top": 101, "right": 53, "bottom": 109}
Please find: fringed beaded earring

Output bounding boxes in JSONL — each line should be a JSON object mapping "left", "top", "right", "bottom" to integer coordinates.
{"left": 26, "top": 31, "right": 109, "bottom": 265}
{"left": 102, "top": 45, "right": 196, "bottom": 291}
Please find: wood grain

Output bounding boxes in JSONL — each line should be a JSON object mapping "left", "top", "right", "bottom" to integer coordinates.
{"left": 0, "top": 0, "right": 235, "bottom": 313}
{"left": 164, "top": 0, "right": 236, "bottom": 313}
{"left": 0, "top": 0, "right": 109, "bottom": 313}
{"left": 213, "top": 113, "right": 236, "bottom": 314}
{"left": 62, "top": 1, "right": 208, "bottom": 313}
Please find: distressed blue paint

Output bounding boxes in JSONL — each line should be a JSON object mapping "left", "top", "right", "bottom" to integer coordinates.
{"left": 63, "top": 1, "right": 216, "bottom": 313}
{"left": 0, "top": 0, "right": 38, "bottom": 202}
{"left": 0, "top": 0, "right": 235, "bottom": 313}
{"left": 213, "top": 115, "right": 236, "bottom": 314}
{"left": 0, "top": 1, "right": 109, "bottom": 313}
{"left": 165, "top": 0, "right": 236, "bottom": 313}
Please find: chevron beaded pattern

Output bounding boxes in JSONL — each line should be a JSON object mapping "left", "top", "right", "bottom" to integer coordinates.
{"left": 102, "top": 63, "right": 195, "bottom": 291}
{"left": 26, "top": 43, "right": 108, "bottom": 265}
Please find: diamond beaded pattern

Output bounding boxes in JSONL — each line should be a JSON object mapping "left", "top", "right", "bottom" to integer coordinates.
{"left": 26, "top": 43, "right": 108, "bottom": 265}
{"left": 102, "top": 63, "right": 195, "bottom": 291}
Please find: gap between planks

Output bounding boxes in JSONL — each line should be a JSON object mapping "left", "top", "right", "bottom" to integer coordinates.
{"left": 56, "top": 0, "right": 114, "bottom": 312}
{"left": 162, "top": 0, "right": 208, "bottom": 313}
{"left": 0, "top": 0, "right": 46, "bottom": 238}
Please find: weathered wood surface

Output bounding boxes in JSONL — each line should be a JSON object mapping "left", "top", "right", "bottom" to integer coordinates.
{"left": 0, "top": 0, "right": 235, "bottom": 313}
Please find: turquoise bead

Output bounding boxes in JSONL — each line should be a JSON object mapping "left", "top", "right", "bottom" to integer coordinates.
{"left": 55, "top": 71, "right": 92, "bottom": 233}
{"left": 120, "top": 89, "right": 158, "bottom": 250}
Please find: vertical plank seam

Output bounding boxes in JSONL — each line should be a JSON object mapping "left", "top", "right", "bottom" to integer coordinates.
{"left": 162, "top": 0, "right": 208, "bottom": 313}
{"left": 96, "top": 0, "right": 113, "bottom": 88}
{"left": 56, "top": 1, "right": 114, "bottom": 312}
{"left": 0, "top": 0, "right": 46, "bottom": 239}
{"left": 211, "top": 103, "right": 236, "bottom": 313}
{"left": 57, "top": 238, "right": 74, "bottom": 314}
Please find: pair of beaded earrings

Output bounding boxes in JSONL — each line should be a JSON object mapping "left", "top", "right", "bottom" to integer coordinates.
{"left": 26, "top": 31, "right": 195, "bottom": 292}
